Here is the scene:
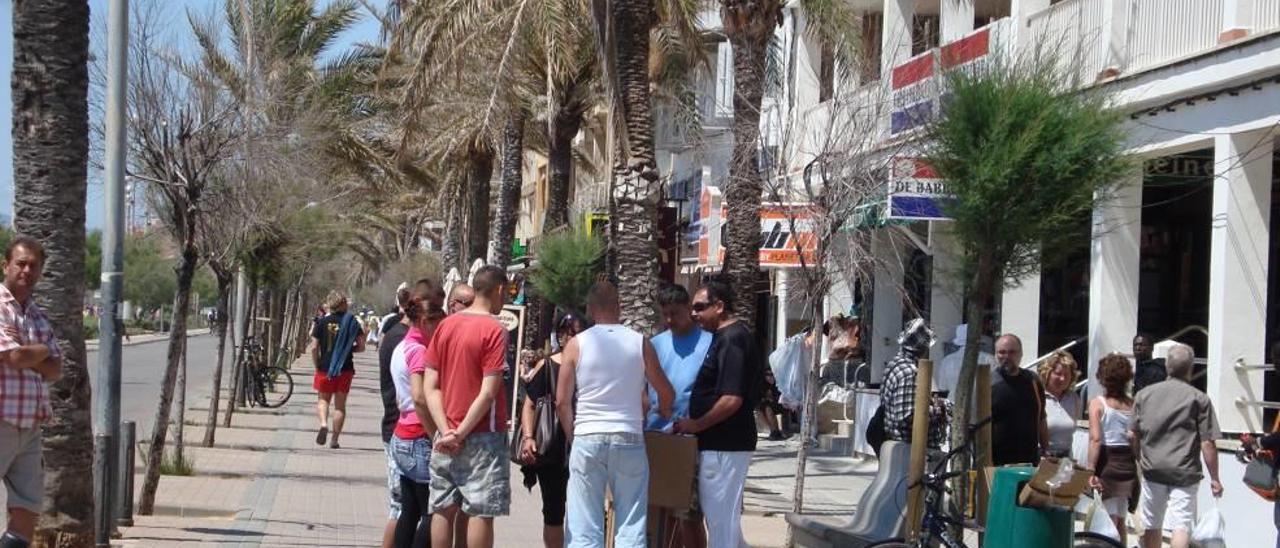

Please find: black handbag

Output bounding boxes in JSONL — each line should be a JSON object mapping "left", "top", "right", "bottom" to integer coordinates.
{"left": 510, "top": 360, "right": 565, "bottom": 467}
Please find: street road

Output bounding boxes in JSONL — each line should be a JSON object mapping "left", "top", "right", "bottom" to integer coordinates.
{"left": 86, "top": 332, "right": 223, "bottom": 437}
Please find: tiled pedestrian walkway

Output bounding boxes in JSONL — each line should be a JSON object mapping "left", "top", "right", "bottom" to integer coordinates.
{"left": 115, "top": 353, "right": 867, "bottom": 547}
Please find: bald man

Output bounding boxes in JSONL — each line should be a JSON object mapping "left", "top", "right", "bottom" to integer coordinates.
{"left": 448, "top": 284, "right": 475, "bottom": 315}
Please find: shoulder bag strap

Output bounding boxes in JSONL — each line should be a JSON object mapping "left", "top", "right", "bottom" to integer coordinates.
{"left": 545, "top": 356, "right": 557, "bottom": 404}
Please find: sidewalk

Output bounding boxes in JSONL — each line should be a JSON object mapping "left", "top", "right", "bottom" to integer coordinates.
{"left": 116, "top": 352, "right": 862, "bottom": 547}
{"left": 87, "top": 328, "right": 210, "bottom": 349}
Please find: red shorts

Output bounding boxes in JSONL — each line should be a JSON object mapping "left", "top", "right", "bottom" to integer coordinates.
{"left": 313, "top": 370, "right": 354, "bottom": 394}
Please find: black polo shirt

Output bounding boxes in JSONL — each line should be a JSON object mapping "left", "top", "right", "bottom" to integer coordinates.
{"left": 689, "top": 322, "right": 763, "bottom": 452}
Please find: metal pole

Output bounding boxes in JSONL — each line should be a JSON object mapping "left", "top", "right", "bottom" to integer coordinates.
{"left": 96, "top": 0, "right": 128, "bottom": 540}
{"left": 117, "top": 421, "right": 136, "bottom": 526}
{"left": 93, "top": 434, "right": 112, "bottom": 547}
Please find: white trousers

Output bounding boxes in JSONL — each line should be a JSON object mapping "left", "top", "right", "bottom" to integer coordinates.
{"left": 698, "top": 450, "right": 752, "bottom": 548}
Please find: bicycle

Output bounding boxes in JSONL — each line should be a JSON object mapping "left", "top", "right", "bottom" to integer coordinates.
{"left": 867, "top": 415, "right": 1123, "bottom": 548}
{"left": 241, "top": 336, "right": 294, "bottom": 408}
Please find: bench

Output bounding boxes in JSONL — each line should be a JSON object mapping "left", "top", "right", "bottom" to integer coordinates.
{"left": 786, "top": 440, "right": 911, "bottom": 547}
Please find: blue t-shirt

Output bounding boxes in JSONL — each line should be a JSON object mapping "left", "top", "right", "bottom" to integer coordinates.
{"left": 646, "top": 327, "right": 713, "bottom": 431}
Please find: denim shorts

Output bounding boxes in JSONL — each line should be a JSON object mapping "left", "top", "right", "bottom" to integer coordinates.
{"left": 391, "top": 434, "right": 432, "bottom": 484}
{"left": 428, "top": 432, "right": 510, "bottom": 517}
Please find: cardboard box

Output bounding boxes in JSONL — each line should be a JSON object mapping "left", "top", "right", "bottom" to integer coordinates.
{"left": 644, "top": 432, "right": 699, "bottom": 512}
{"left": 1016, "top": 457, "right": 1093, "bottom": 510}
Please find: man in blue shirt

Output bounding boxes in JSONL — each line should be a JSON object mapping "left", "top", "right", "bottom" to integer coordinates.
{"left": 647, "top": 283, "right": 712, "bottom": 548}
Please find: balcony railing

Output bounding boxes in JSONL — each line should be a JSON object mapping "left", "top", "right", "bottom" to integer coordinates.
{"left": 1027, "top": 0, "right": 1107, "bottom": 85}
{"left": 1259, "top": 0, "right": 1280, "bottom": 32}
{"left": 1127, "top": 0, "right": 1225, "bottom": 71}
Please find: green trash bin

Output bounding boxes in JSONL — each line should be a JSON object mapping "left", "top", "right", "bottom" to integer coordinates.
{"left": 983, "top": 466, "right": 1074, "bottom": 548}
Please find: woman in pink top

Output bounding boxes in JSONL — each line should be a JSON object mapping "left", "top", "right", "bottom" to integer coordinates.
{"left": 390, "top": 294, "right": 444, "bottom": 548}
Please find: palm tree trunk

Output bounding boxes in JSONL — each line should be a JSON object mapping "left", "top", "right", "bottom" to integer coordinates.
{"left": 543, "top": 114, "right": 582, "bottom": 232}
{"left": 490, "top": 111, "right": 525, "bottom": 268}
{"left": 466, "top": 144, "right": 494, "bottom": 265}
{"left": 607, "top": 0, "right": 661, "bottom": 334}
{"left": 11, "top": 0, "right": 93, "bottom": 543}
{"left": 721, "top": 3, "right": 779, "bottom": 333}
{"left": 442, "top": 182, "right": 464, "bottom": 273}
{"left": 202, "top": 272, "right": 233, "bottom": 447}
{"left": 138, "top": 246, "right": 198, "bottom": 515}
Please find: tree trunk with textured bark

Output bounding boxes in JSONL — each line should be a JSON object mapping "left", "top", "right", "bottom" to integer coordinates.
{"left": 490, "top": 112, "right": 525, "bottom": 268}
{"left": 543, "top": 113, "right": 582, "bottom": 233}
{"left": 202, "top": 271, "right": 233, "bottom": 447}
{"left": 11, "top": 0, "right": 93, "bottom": 544}
{"left": 721, "top": 2, "right": 781, "bottom": 333}
{"left": 442, "top": 182, "right": 464, "bottom": 273}
{"left": 608, "top": 0, "right": 661, "bottom": 334}
{"left": 138, "top": 244, "right": 198, "bottom": 515}
{"left": 466, "top": 144, "right": 494, "bottom": 266}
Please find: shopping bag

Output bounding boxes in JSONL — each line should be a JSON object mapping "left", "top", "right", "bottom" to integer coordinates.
{"left": 1244, "top": 449, "right": 1279, "bottom": 501}
{"left": 1190, "top": 505, "right": 1226, "bottom": 548}
{"left": 1083, "top": 494, "right": 1120, "bottom": 541}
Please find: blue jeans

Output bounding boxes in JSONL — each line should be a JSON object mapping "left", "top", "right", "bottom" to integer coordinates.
{"left": 565, "top": 432, "right": 649, "bottom": 548}
{"left": 391, "top": 434, "right": 432, "bottom": 484}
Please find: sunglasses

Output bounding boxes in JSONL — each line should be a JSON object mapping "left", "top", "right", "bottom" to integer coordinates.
{"left": 691, "top": 300, "right": 715, "bottom": 312}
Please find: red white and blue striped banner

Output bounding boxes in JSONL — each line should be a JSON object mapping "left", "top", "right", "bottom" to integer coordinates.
{"left": 890, "top": 27, "right": 993, "bottom": 137}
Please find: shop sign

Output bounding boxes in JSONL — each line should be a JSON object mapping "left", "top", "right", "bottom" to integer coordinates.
{"left": 890, "top": 26, "right": 994, "bottom": 137}
{"left": 887, "top": 157, "right": 955, "bottom": 221}
{"left": 696, "top": 186, "right": 818, "bottom": 268}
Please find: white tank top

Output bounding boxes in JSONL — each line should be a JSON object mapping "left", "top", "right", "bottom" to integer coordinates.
{"left": 573, "top": 324, "right": 646, "bottom": 436}
{"left": 1098, "top": 397, "right": 1132, "bottom": 446}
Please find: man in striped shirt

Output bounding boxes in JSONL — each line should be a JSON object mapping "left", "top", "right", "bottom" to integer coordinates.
{"left": 0, "top": 236, "right": 62, "bottom": 548}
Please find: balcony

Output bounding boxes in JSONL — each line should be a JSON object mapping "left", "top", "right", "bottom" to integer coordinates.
{"left": 1027, "top": 0, "right": 1280, "bottom": 85}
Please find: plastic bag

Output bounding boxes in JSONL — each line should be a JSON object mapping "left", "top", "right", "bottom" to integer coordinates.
{"left": 769, "top": 334, "right": 810, "bottom": 410}
{"left": 1083, "top": 494, "right": 1120, "bottom": 541}
{"left": 1191, "top": 505, "right": 1226, "bottom": 548}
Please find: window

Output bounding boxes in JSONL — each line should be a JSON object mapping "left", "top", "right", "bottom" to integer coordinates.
{"left": 715, "top": 41, "right": 735, "bottom": 118}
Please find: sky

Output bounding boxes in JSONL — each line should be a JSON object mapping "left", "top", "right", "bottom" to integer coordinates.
{"left": 0, "top": 0, "right": 381, "bottom": 230}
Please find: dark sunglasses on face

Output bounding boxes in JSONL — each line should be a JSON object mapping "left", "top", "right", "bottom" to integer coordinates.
{"left": 691, "top": 301, "right": 713, "bottom": 312}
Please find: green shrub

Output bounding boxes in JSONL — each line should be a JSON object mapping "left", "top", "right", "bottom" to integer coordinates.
{"left": 528, "top": 229, "right": 605, "bottom": 317}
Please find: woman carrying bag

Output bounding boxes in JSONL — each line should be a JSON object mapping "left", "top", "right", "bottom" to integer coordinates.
{"left": 517, "top": 314, "right": 584, "bottom": 548}
{"left": 1087, "top": 354, "right": 1136, "bottom": 548}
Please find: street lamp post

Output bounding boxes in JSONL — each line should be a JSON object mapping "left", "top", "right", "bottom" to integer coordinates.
{"left": 95, "top": 0, "right": 128, "bottom": 544}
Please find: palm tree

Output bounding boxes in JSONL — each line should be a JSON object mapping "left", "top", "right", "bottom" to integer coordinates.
{"left": 10, "top": 0, "right": 94, "bottom": 543}
{"left": 489, "top": 110, "right": 526, "bottom": 268}
{"left": 593, "top": 0, "right": 665, "bottom": 332}
{"left": 719, "top": 1, "right": 855, "bottom": 329}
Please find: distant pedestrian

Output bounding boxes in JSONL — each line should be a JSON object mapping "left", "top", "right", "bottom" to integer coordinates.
{"left": 448, "top": 283, "right": 475, "bottom": 315}
{"left": 1040, "top": 351, "right": 1081, "bottom": 458}
{"left": 392, "top": 286, "right": 446, "bottom": 548}
{"left": 558, "top": 281, "right": 675, "bottom": 548}
{"left": 379, "top": 285, "right": 414, "bottom": 548}
{"left": 1087, "top": 353, "right": 1135, "bottom": 547}
{"left": 990, "top": 333, "right": 1047, "bottom": 465}
{"left": 646, "top": 284, "right": 712, "bottom": 548}
{"left": 422, "top": 266, "right": 511, "bottom": 548}
{"left": 1132, "top": 333, "right": 1166, "bottom": 394}
{"left": 518, "top": 313, "right": 584, "bottom": 548}
{"left": 310, "top": 290, "right": 365, "bottom": 449}
{"left": 675, "top": 280, "right": 764, "bottom": 548}
{"left": 1132, "top": 344, "right": 1222, "bottom": 548}
{"left": 0, "top": 236, "right": 63, "bottom": 548}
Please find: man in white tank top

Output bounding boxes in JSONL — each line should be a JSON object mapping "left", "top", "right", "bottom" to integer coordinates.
{"left": 556, "top": 282, "right": 675, "bottom": 548}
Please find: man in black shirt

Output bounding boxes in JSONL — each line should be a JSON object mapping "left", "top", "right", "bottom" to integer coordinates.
{"left": 378, "top": 286, "right": 413, "bottom": 548}
{"left": 675, "top": 280, "right": 762, "bottom": 548}
{"left": 990, "top": 334, "right": 1047, "bottom": 465}
{"left": 1132, "top": 333, "right": 1166, "bottom": 394}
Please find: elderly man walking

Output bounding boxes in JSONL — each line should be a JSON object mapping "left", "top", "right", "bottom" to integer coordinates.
{"left": 1132, "top": 343, "right": 1222, "bottom": 548}
{"left": 557, "top": 281, "right": 675, "bottom": 548}
{"left": 0, "top": 236, "right": 62, "bottom": 548}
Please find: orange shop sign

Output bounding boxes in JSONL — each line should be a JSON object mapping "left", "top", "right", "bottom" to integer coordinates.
{"left": 696, "top": 186, "right": 818, "bottom": 269}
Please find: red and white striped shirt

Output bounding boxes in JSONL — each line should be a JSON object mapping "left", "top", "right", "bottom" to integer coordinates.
{"left": 0, "top": 283, "right": 61, "bottom": 429}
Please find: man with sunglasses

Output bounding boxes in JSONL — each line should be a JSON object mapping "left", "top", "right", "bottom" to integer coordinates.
{"left": 675, "top": 280, "right": 763, "bottom": 548}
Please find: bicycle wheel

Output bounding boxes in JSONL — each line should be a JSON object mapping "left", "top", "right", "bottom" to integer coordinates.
{"left": 256, "top": 366, "right": 294, "bottom": 408}
{"left": 1073, "top": 532, "right": 1124, "bottom": 548}
{"left": 865, "top": 539, "right": 911, "bottom": 548}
